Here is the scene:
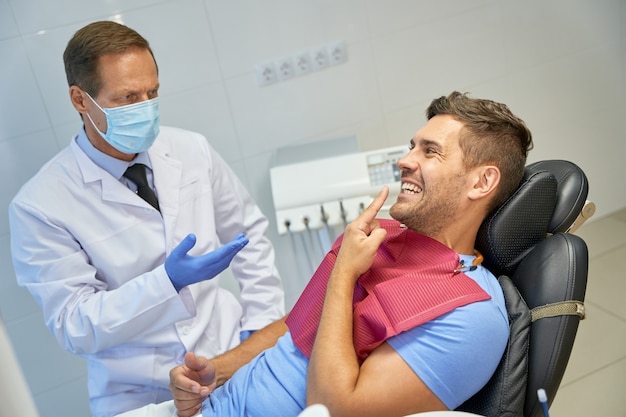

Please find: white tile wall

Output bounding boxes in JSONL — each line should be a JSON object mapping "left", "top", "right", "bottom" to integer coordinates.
{"left": 0, "top": 0, "right": 19, "bottom": 39}
{"left": 0, "top": 38, "right": 53, "bottom": 141}
{"left": 1, "top": 0, "right": 625, "bottom": 416}
{"left": 365, "top": 0, "right": 495, "bottom": 38}
{"left": 0, "top": 131, "right": 62, "bottom": 235}
{"left": 206, "top": 0, "right": 370, "bottom": 77}
{"left": 373, "top": 5, "right": 509, "bottom": 113}
{"left": 21, "top": 26, "right": 80, "bottom": 126}
{"left": 503, "top": 0, "right": 623, "bottom": 69}
{"left": 226, "top": 40, "right": 382, "bottom": 158}
{"left": 8, "top": 0, "right": 164, "bottom": 34}
{"left": 0, "top": 234, "right": 40, "bottom": 321}
{"left": 159, "top": 82, "right": 243, "bottom": 162}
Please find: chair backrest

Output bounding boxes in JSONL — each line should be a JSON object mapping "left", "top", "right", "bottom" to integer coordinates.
{"left": 457, "top": 160, "right": 590, "bottom": 417}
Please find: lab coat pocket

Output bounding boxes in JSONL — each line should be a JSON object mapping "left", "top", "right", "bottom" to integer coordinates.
{"left": 89, "top": 345, "right": 158, "bottom": 392}
{"left": 178, "top": 177, "right": 211, "bottom": 205}
{"left": 175, "top": 180, "right": 215, "bottom": 237}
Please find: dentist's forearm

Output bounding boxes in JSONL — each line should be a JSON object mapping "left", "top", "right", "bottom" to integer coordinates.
{"left": 212, "top": 316, "right": 288, "bottom": 386}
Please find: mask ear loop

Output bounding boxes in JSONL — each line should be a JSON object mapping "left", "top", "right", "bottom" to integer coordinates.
{"left": 83, "top": 91, "right": 106, "bottom": 112}
{"left": 82, "top": 91, "right": 108, "bottom": 136}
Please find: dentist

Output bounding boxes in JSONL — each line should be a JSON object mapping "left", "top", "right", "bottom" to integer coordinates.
{"left": 8, "top": 20, "right": 284, "bottom": 417}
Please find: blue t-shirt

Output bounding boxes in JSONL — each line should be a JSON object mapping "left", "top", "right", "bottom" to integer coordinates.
{"left": 202, "top": 255, "right": 508, "bottom": 416}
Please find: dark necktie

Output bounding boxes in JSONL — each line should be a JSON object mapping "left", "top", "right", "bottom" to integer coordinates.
{"left": 123, "top": 163, "right": 160, "bottom": 211}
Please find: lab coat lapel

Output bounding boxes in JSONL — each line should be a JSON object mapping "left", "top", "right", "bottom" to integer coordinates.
{"left": 148, "top": 138, "right": 182, "bottom": 238}
{"left": 71, "top": 132, "right": 183, "bottom": 227}
{"left": 70, "top": 138, "right": 143, "bottom": 207}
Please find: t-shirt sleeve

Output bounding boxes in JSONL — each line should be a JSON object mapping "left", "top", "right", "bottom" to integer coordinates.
{"left": 387, "top": 282, "right": 508, "bottom": 409}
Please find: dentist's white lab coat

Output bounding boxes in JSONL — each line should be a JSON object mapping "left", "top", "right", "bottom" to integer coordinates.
{"left": 9, "top": 126, "right": 284, "bottom": 417}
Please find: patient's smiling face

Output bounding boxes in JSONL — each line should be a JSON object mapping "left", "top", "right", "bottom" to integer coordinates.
{"left": 389, "top": 114, "right": 471, "bottom": 237}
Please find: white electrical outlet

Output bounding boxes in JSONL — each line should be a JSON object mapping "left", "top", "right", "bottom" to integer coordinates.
{"left": 274, "top": 56, "right": 295, "bottom": 81}
{"left": 310, "top": 45, "right": 329, "bottom": 70}
{"left": 253, "top": 40, "right": 347, "bottom": 87}
{"left": 327, "top": 40, "right": 347, "bottom": 65}
{"left": 254, "top": 61, "right": 277, "bottom": 87}
{"left": 293, "top": 51, "right": 312, "bottom": 75}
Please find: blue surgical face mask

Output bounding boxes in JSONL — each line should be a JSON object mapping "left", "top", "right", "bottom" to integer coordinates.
{"left": 85, "top": 92, "right": 160, "bottom": 154}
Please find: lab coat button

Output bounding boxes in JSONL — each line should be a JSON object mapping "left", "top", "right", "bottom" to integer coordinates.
{"left": 182, "top": 326, "right": 191, "bottom": 335}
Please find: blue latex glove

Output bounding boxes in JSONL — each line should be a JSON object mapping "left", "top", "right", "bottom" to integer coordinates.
{"left": 165, "top": 233, "right": 249, "bottom": 292}
{"left": 240, "top": 330, "right": 256, "bottom": 342}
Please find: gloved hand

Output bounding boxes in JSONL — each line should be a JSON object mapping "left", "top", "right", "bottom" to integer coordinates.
{"left": 165, "top": 233, "right": 249, "bottom": 292}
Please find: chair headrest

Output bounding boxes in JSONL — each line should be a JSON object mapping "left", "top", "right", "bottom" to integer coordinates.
{"left": 526, "top": 160, "right": 589, "bottom": 233}
{"left": 475, "top": 160, "right": 588, "bottom": 277}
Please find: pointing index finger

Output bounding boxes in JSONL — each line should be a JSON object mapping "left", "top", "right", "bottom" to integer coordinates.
{"left": 361, "top": 186, "right": 389, "bottom": 221}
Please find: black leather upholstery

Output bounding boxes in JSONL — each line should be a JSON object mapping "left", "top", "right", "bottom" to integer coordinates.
{"left": 527, "top": 160, "right": 589, "bottom": 233}
{"left": 475, "top": 167, "right": 557, "bottom": 278}
{"left": 457, "top": 275, "right": 531, "bottom": 417}
{"left": 457, "top": 160, "right": 589, "bottom": 417}
{"left": 513, "top": 234, "right": 587, "bottom": 417}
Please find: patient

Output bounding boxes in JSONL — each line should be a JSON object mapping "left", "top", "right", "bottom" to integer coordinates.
{"left": 125, "top": 91, "right": 533, "bottom": 417}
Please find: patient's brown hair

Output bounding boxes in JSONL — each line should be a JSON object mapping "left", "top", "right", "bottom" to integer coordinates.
{"left": 427, "top": 91, "right": 534, "bottom": 211}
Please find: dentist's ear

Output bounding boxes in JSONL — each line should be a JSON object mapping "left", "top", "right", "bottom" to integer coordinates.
{"left": 69, "top": 86, "right": 89, "bottom": 113}
{"left": 468, "top": 165, "right": 500, "bottom": 201}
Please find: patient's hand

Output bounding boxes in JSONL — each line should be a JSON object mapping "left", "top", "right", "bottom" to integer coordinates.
{"left": 170, "top": 352, "right": 216, "bottom": 417}
{"left": 334, "top": 186, "right": 388, "bottom": 281}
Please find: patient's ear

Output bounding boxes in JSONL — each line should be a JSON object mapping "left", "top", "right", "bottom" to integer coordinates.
{"left": 468, "top": 165, "right": 500, "bottom": 201}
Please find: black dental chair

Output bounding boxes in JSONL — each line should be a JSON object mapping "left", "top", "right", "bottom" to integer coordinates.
{"left": 456, "top": 160, "right": 592, "bottom": 417}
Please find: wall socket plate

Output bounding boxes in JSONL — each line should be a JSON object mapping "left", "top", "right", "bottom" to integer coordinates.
{"left": 254, "top": 61, "right": 277, "bottom": 86}
{"left": 327, "top": 41, "right": 347, "bottom": 65}
{"left": 254, "top": 40, "right": 348, "bottom": 87}
{"left": 310, "top": 45, "right": 329, "bottom": 70}
{"left": 274, "top": 56, "right": 295, "bottom": 81}
{"left": 293, "top": 51, "right": 312, "bottom": 75}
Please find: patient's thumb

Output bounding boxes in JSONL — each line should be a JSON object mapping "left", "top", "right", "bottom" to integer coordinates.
{"left": 184, "top": 351, "right": 208, "bottom": 371}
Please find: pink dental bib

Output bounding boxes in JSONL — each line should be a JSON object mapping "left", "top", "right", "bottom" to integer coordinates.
{"left": 286, "top": 219, "right": 491, "bottom": 361}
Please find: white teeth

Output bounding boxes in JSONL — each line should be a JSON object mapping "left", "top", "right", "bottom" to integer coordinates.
{"left": 401, "top": 182, "right": 422, "bottom": 194}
